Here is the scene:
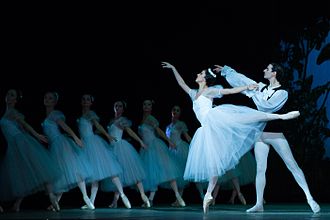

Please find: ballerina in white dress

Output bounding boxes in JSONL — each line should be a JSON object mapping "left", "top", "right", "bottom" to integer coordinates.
{"left": 161, "top": 61, "right": 300, "bottom": 214}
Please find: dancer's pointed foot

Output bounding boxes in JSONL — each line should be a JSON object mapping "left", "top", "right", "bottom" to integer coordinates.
{"left": 81, "top": 205, "right": 89, "bottom": 210}
{"left": 308, "top": 199, "right": 320, "bottom": 213}
{"left": 50, "top": 194, "right": 60, "bottom": 211}
{"left": 109, "top": 202, "right": 118, "bottom": 208}
{"left": 141, "top": 194, "right": 151, "bottom": 208}
{"left": 238, "top": 193, "right": 247, "bottom": 205}
{"left": 120, "top": 194, "right": 131, "bottom": 209}
{"left": 280, "top": 111, "right": 300, "bottom": 120}
{"left": 246, "top": 204, "right": 264, "bottom": 213}
{"left": 0, "top": 206, "right": 3, "bottom": 213}
{"left": 203, "top": 194, "right": 213, "bottom": 214}
{"left": 83, "top": 196, "right": 95, "bottom": 210}
{"left": 175, "top": 194, "right": 186, "bottom": 207}
{"left": 141, "top": 200, "right": 153, "bottom": 208}
{"left": 171, "top": 200, "right": 180, "bottom": 207}
{"left": 47, "top": 205, "right": 55, "bottom": 212}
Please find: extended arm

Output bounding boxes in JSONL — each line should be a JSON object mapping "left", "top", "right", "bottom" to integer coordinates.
{"left": 220, "top": 84, "right": 258, "bottom": 95}
{"left": 92, "top": 119, "right": 117, "bottom": 143}
{"left": 215, "top": 65, "right": 260, "bottom": 97}
{"left": 155, "top": 126, "right": 175, "bottom": 148}
{"left": 125, "top": 127, "right": 146, "bottom": 148}
{"left": 183, "top": 131, "right": 192, "bottom": 143}
{"left": 17, "top": 118, "right": 48, "bottom": 143}
{"left": 161, "top": 61, "right": 191, "bottom": 94}
{"left": 215, "top": 65, "right": 288, "bottom": 112}
{"left": 57, "top": 119, "right": 83, "bottom": 147}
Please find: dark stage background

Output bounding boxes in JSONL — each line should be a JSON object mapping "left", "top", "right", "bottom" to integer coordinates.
{"left": 0, "top": 1, "right": 329, "bottom": 209}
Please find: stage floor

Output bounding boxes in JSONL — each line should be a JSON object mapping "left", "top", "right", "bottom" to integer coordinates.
{"left": 0, "top": 203, "right": 329, "bottom": 219}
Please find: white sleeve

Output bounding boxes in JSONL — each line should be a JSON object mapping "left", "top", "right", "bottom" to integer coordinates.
{"left": 206, "top": 85, "right": 224, "bottom": 99}
{"left": 221, "top": 65, "right": 262, "bottom": 98}
{"left": 188, "top": 89, "right": 197, "bottom": 100}
{"left": 252, "top": 90, "right": 288, "bottom": 113}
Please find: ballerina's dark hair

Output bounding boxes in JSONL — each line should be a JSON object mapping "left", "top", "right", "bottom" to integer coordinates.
{"left": 82, "top": 94, "right": 95, "bottom": 102}
{"left": 10, "top": 89, "right": 23, "bottom": 101}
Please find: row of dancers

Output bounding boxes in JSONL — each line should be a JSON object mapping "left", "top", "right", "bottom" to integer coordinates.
{"left": 0, "top": 61, "right": 321, "bottom": 214}
{"left": 0, "top": 88, "right": 249, "bottom": 212}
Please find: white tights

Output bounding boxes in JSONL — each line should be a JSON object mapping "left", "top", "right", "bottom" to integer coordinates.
{"left": 254, "top": 132, "right": 314, "bottom": 206}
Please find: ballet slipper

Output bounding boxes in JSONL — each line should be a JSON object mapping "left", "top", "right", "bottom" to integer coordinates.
{"left": 141, "top": 200, "right": 153, "bottom": 208}
{"left": 109, "top": 202, "right": 118, "bottom": 208}
{"left": 83, "top": 196, "right": 95, "bottom": 210}
{"left": 47, "top": 204, "right": 56, "bottom": 212}
{"left": 141, "top": 194, "right": 151, "bottom": 208}
{"left": 203, "top": 194, "right": 213, "bottom": 214}
{"left": 81, "top": 205, "right": 88, "bottom": 210}
{"left": 246, "top": 203, "right": 264, "bottom": 213}
{"left": 175, "top": 194, "right": 186, "bottom": 207}
{"left": 238, "top": 193, "right": 247, "bottom": 205}
{"left": 49, "top": 194, "right": 60, "bottom": 211}
{"left": 171, "top": 200, "right": 180, "bottom": 207}
{"left": 308, "top": 199, "right": 320, "bottom": 213}
{"left": 120, "top": 194, "right": 131, "bottom": 209}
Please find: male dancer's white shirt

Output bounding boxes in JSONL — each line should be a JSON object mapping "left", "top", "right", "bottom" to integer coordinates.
{"left": 220, "top": 66, "right": 288, "bottom": 113}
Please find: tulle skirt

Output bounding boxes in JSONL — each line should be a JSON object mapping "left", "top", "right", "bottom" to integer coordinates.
{"left": 0, "top": 133, "right": 62, "bottom": 201}
{"left": 100, "top": 139, "right": 145, "bottom": 191}
{"left": 139, "top": 138, "right": 181, "bottom": 192}
{"left": 48, "top": 135, "right": 93, "bottom": 193}
{"left": 220, "top": 151, "right": 256, "bottom": 189}
{"left": 82, "top": 135, "right": 122, "bottom": 183}
{"left": 160, "top": 140, "right": 190, "bottom": 189}
{"left": 184, "top": 104, "right": 266, "bottom": 182}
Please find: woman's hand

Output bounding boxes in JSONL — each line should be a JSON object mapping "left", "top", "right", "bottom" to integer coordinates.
{"left": 140, "top": 141, "right": 147, "bottom": 149}
{"left": 108, "top": 135, "right": 118, "bottom": 143}
{"left": 74, "top": 137, "right": 83, "bottom": 147}
{"left": 247, "top": 84, "right": 259, "bottom": 90}
{"left": 213, "top": 65, "right": 223, "bottom": 73}
{"left": 37, "top": 134, "right": 48, "bottom": 143}
{"left": 161, "top": 61, "right": 175, "bottom": 69}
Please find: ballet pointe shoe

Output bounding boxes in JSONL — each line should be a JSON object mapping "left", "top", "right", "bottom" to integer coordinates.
{"left": 246, "top": 203, "right": 264, "bottom": 213}
{"left": 308, "top": 199, "right": 321, "bottom": 213}
{"left": 141, "top": 194, "right": 151, "bottom": 208}
{"left": 203, "top": 194, "right": 213, "bottom": 214}
{"left": 120, "top": 194, "right": 131, "bottom": 209}
{"left": 171, "top": 200, "right": 180, "bottom": 207}
{"left": 280, "top": 111, "right": 300, "bottom": 120}
{"left": 238, "top": 193, "right": 247, "bottom": 205}
{"left": 81, "top": 205, "right": 89, "bottom": 210}
{"left": 142, "top": 200, "right": 153, "bottom": 208}
{"left": 47, "top": 204, "right": 55, "bottom": 212}
{"left": 175, "top": 194, "right": 186, "bottom": 207}
{"left": 49, "top": 194, "right": 60, "bottom": 212}
{"left": 83, "top": 196, "right": 95, "bottom": 210}
{"left": 109, "top": 202, "right": 118, "bottom": 208}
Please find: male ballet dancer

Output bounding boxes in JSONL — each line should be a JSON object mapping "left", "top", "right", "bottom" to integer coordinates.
{"left": 214, "top": 63, "right": 320, "bottom": 213}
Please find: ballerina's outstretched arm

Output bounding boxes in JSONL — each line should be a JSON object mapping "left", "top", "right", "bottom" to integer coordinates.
{"left": 161, "top": 62, "right": 191, "bottom": 94}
